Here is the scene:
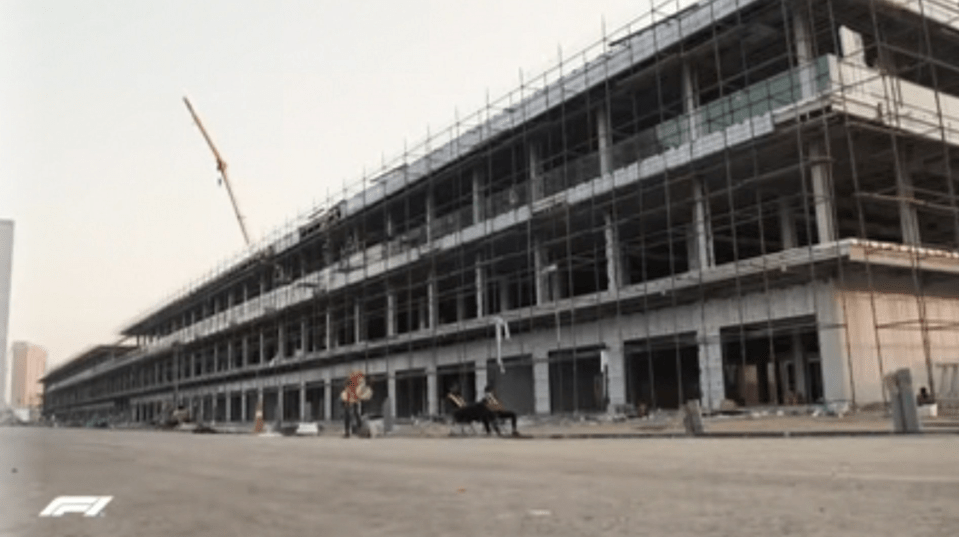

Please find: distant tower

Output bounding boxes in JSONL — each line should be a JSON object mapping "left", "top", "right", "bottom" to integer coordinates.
{"left": 10, "top": 342, "right": 46, "bottom": 409}
{"left": 0, "top": 220, "right": 13, "bottom": 408}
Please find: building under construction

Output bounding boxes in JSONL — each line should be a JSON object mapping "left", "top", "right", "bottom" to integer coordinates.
{"left": 43, "top": 0, "right": 959, "bottom": 426}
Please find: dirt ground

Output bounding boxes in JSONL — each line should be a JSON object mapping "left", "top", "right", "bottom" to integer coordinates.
{"left": 2, "top": 426, "right": 957, "bottom": 537}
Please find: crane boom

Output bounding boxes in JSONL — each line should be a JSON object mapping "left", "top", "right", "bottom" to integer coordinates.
{"left": 183, "top": 96, "right": 253, "bottom": 247}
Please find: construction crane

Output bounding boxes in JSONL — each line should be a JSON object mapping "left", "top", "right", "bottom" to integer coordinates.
{"left": 183, "top": 96, "right": 253, "bottom": 247}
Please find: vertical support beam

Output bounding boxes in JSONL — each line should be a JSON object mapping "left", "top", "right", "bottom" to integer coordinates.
{"left": 534, "top": 240, "right": 548, "bottom": 305}
{"left": 809, "top": 139, "right": 836, "bottom": 244}
{"left": 474, "top": 362, "right": 487, "bottom": 403}
{"left": 386, "top": 286, "right": 397, "bottom": 337}
{"left": 277, "top": 385, "right": 284, "bottom": 423}
{"left": 896, "top": 152, "right": 921, "bottom": 245}
{"left": 225, "top": 392, "right": 232, "bottom": 422}
{"left": 698, "top": 327, "right": 726, "bottom": 411}
{"left": 605, "top": 345, "right": 626, "bottom": 412}
{"left": 597, "top": 104, "right": 613, "bottom": 176}
{"left": 529, "top": 143, "right": 544, "bottom": 201}
{"left": 499, "top": 277, "right": 511, "bottom": 312}
{"left": 689, "top": 177, "right": 714, "bottom": 270}
{"left": 472, "top": 169, "right": 484, "bottom": 225}
{"left": 277, "top": 321, "right": 286, "bottom": 359}
{"left": 425, "top": 188, "right": 435, "bottom": 243}
{"left": 353, "top": 299, "right": 362, "bottom": 343}
{"left": 323, "top": 376, "right": 332, "bottom": 421}
{"left": 241, "top": 337, "right": 248, "bottom": 368}
{"left": 387, "top": 373, "right": 397, "bottom": 421}
{"left": 681, "top": 60, "right": 700, "bottom": 142}
{"left": 259, "top": 330, "right": 266, "bottom": 365}
{"left": 604, "top": 212, "right": 622, "bottom": 290}
{"left": 792, "top": 6, "right": 816, "bottom": 99}
{"left": 475, "top": 254, "right": 485, "bottom": 318}
{"left": 426, "top": 367, "right": 437, "bottom": 416}
{"left": 816, "top": 281, "right": 853, "bottom": 405}
{"left": 325, "top": 308, "right": 332, "bottom": 349}
{"left": 226, "top": 340, "right": 234, "bottom": 371}
{"left": 533, "top": 354, "right": 551, "bottom": 415}
{"left": 779, "top": 198, "right": 798, "bottom": 250}
{"left": 300, "top": 318, "right": 308, "bottom": 356}
{"left": 299, "top": 381, "right": 307, "bottom": 422}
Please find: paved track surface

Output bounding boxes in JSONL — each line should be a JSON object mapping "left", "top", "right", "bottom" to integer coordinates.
{"left": 2, "top": 427, "right": 957, "bottom": 536}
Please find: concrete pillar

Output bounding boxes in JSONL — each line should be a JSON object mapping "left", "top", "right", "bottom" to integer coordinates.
{"left": 259, "top": 330, "right": 266, "bottom": 365}
{"left": 475, "top": 361, "right": 487, "bottom": 402}
{"left": 534, "top": 240, "right": 548, "bottom": 305}
{"left": 533, "top": 355, "right": 551, "bottom": 415}
{"left": 597, "top": 105, "right": 613, "bottom": 176}
{"left": 475, "top": 255, "right": 485, "bottom": 318}
{"left": 418, "top": 297, "right": 428, "bottom": 331}
{"left": 604, "top": 345, "right": 626, "bottom": 412}
{"left": 300, "top": 318, "right": 308, "bottom": 355}
{"left": 387, "top": 373, "right": 397, "bottom": 420}
{"left": 428, "top": 270, "right": 438, "bottom": 329}
{"left": 354, "top": 299, "right": 362, "bottom": 343}
{"left": 896, "top": 153, "right": 921, "bottom": 245}
{"left": 212, "top": 345, "right": 220, "bottom": 372}
{"left": 472, "top": 169, "right": 484, "bottom": 225}
{"left": 426, "top": 367, "right": 437, "bottom": 416}
{"left": 277, "top": 385, "right": 284, "bottom": 422}
{"left": 225, "top": 391, "right": 232, "bottom": 422}
{"left": 325, "top": 308, "right": 332, "bottom": 349}
{"left": 323, "top": 377, "right": 332, "bottom": 421}
{"left": 779, "top": 198, "right": 798, "bottom": 250}
{"left": 299, "top": 381, "right": 307, "bottom": 422}
{"left": 226, "top": 340, "right": 234, "bottom": 371}
{"left": 682, "top": 61, "right": 700, "bottom": 142}
{"left": 241, "top": 337, "right": 248, "bottom": 368}
{"left": 689, "top": 177, "right": 714, "bottom": 270}
{"left": 792, "top": 7, "right": 816, "bottom": 99}
{"left": 809, "top": 139, "right": 836, "bottom": 244}
{"left": 604, "top": 212, "right": 622, "bottom": 290}
{"left": 530, "top": 143, "right": 544, "bottom": 201}
{"left": 425, "top": 188, "right": 435, "bottom": 243}
{"left": 816, "top": 281, "right": 853, "bottom": 404}
{"left": 387, "top": 286, "right": 397, "bottom": 337}
{"left": 698, "top": 327, "right": 726, "bottom": 411}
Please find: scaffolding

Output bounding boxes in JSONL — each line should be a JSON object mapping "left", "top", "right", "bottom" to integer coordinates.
{"left": 43, "top": 0, "right": 959, "bottom": 425}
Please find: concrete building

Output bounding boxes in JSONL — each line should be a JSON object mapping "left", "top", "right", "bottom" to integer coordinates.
{"left": 10, "top": 342, "right": 46, "bottom": 409}
{"left": 0, "top": 220, "right": 13, "bottom": 408}
{"left": 43, "top": 0, "right": 959, "bottom": 426}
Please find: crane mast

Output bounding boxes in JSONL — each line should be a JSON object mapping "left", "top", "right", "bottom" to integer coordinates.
{"left": 183, "top": 96, "right": 253, "bottom": 247}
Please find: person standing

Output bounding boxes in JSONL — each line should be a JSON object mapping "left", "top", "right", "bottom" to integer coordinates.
{"left": 340, "top": 370, "right": 372, "bottom": 437}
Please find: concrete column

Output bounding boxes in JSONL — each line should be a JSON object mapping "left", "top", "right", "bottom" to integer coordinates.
{"left": 809, "top": 139, "right": 836, "bottom": 244}
{"left": 475, "top": 362, "right": 487, "bottom": 402}
{"left": 225, "top": 391, "right": 232, "bottom": 422}
{"left": 604, "top": 345, "right": 626, "bottom": 411}
{"left": 213, "top": 345, "right": 220, "bottom": 372}
{"left": 529, "top": 143, "right": 544, "bottom": 201}
{"left": 896, "top": 153, "right": 921, "bottom": 245}
{"left": 426, "top": 367, "right": 437, "bottom": 416}
{"left": 259, "top": 330, "right": 266, "bottom": 365}
{"left": 299, "top": 381, "right": 307, "bottom": 422}
{"left": 387, "top": 286, "right": 397, "bottom": 337}
{"left": 226, "top": 340, "right": 234, "bottom": 370}
{"left": 472, "top": 169, "right": 484, "bottom": 225}
{"left": 698, "top": 327, "right": 726, "bottom": 411}
{"left": 792, "top": 7, "right": 816, "bottom": 99}
{"left": 353, "top": 299, "right": 362, "bottom": 343}
{"left": 779, "top": 198, "right": 798, "bottom": 250}
{"left": 277, "top": 385, "right": 284, "bottom": 423}
{"left": 418, "top": 298, "right": 428, "bottom": 331}
{"left": 682, "top": 61, "right": 700, "bottom": 142}
{"left": 325, "top": 308, "right": 332, "bottom": 349}
{"left": 428, "top": 270, "right": 438, "bottom": 329}
{"left": 689, "top": 177, "right": 714, "bottom": 270}
{"left": 533, "top": 355, "right": 551, "bottom": 415}
{"left": 597, "top": 105, "right": 613, "bottom": 176}
{"left": 534, "top": 240, "right": 548, "bottom": 305}
{"left": 604, "top": 212, "right": 622, "bottom": 290}
{"left": 816, "top": 281, "right": 853, "bottom": 404}
{"left": 278, "top": 322, "right": 286, "bottom": 359}
{"left": 323, "top": 377, "right": 332, "bottom": 421}
{"left": 387, "top": 373, "right": 397, "bottom": 420}
{"left": 386, "top": 211, "right": 395, "bottom": 238}
{"left": 190, "top": 352, "right": 197, "bottom": 378}
{"left": 475, "top": 255, "right": 485, "bottom": 318}
{"left": 300, "top": 318, "right": 308, "bottom": 355}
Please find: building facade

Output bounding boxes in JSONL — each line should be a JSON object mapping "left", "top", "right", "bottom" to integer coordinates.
{"left": 44, "top": 0, "right": 959, "bottom": 425}
{"left": 0, "top": 220, "right": 13, "bottom": 407}
{"left": 11, "top": 342, "right": 46, "bottom": 409}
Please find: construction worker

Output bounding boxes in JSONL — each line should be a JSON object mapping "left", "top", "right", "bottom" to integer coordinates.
{"left": 340, "top": 371, "right": 372, "bottom": 437}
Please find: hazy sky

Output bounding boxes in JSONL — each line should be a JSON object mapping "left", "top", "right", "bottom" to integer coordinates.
{"left": 0, "top": 0, "right": 682, "bottom": 369}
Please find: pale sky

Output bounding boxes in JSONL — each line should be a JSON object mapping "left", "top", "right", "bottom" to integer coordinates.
{"left": 0, "top": 0, "right": 681, "bottom": 369}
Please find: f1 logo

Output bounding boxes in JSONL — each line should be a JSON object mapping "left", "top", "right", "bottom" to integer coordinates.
{"left": 39, "top": 496, "right": 113, "bottom": 517}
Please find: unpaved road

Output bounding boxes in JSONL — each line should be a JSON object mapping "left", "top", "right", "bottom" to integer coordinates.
{"left": 1, "top": 427, "right": 957, "bottom": 536}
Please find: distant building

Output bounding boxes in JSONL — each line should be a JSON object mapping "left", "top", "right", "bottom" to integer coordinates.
{"left": 0, "top": 220, "right": 13, "bottom": 407}
{"left": 11, "top": 342, "right": 46, "bottom": 409}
